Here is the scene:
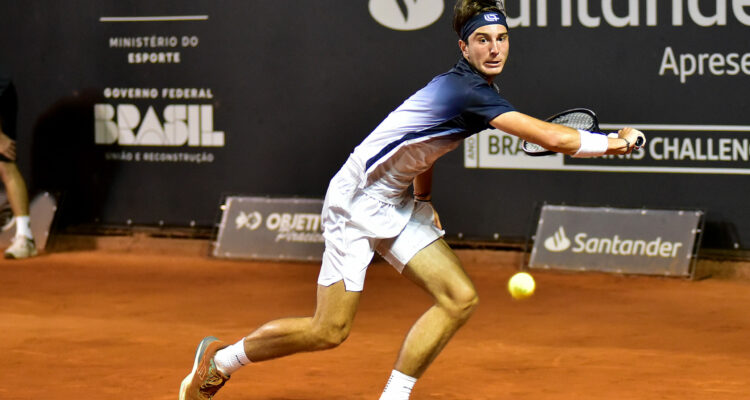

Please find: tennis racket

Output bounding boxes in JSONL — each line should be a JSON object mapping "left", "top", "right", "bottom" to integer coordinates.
{"left": 521, "top": 108, "right": 644, "bottom": 156}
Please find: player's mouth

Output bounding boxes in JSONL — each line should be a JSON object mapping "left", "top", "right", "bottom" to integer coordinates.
{"left": 485, "top": 60, "right": 503, "bottom": 68}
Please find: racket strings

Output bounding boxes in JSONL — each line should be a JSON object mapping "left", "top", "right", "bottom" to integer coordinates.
{"left": 521, "top": 110, "right": 600, "bottom": 155}
{"left": 523, "top": 142, "right": 547, "bottom": 152}
{"left": 548, "top": 113, "right": 597, "bottom": 132}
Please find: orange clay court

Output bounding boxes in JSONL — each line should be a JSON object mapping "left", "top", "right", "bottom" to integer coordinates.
{"left": 1, "top": 240, "right": 749, "bottom": 400}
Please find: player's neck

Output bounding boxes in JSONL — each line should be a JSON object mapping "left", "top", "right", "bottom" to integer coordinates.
{"left": 461, "top": 57, "right": 497, "bottom": 85}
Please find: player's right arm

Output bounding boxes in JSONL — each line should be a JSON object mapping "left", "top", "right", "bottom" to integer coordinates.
{"left": 490, "top": 111, "right": 643, "bottom": 156}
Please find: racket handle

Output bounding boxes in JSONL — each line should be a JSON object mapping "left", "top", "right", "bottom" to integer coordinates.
{"left": 635, "top": 137, "right": 644, "bottom": 147}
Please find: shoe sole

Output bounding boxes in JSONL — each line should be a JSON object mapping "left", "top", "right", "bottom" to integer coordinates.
{"left": 179, "top": 336, "right": 219, "bottom": 400}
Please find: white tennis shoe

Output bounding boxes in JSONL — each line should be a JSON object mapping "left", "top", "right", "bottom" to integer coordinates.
{"left": 4, "top": 235, "right": 37, "bottom": 259}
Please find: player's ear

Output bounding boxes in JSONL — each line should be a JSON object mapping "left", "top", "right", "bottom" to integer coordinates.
{"left": 458, "top": 39, "right": 468, "bottom": 57}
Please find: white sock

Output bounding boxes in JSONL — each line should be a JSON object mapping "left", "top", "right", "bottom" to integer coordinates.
{"left": 213, "top": 339, "right": 251, "bottom": 376}
{"left": 379, "top": 369, "right": 417, "bottom": 400}
{"left": 14, "top": 216, "right": 33, "bottom": 239}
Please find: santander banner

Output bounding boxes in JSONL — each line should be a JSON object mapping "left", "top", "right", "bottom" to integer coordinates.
{"left": 528, "top": 204, "right": 704, "bottom": 277}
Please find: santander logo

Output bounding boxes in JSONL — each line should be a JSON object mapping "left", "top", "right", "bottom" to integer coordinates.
{"left": 369, "top": 0, "right": 444, "bottom": 31}
{"left": 544, "top": 226, "right": 571, "bottom": 252}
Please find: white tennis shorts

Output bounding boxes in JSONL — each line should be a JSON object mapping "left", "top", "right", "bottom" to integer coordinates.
{"left": 318, "top": 158, "right": 444, "bottom": 292}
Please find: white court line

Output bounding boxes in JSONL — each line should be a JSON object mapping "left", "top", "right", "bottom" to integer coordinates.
{"left": 99, "top": 15, "right": 208, "bottom": 22}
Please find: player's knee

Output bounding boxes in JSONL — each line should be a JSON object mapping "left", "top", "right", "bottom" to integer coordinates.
{"left": 443, "top": 287, "right": 479, "bottom": 322}
{"left": 312, "top": 319, "right": 352, "bottom": 349}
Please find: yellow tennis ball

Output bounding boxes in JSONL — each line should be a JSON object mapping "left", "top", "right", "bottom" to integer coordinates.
{"left": 508, "top": 272, "right": 535, "bottom": 300}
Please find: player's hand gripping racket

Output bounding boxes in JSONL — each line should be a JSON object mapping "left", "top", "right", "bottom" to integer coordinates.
{"left": 521, "top": 108, "right": 644, "bottom": 156}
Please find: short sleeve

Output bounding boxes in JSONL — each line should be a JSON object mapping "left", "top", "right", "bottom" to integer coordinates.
{"left": 463, "top": 84, "right": 515, "bottom": 128}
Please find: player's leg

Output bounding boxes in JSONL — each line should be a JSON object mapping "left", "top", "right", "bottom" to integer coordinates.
{"left": 376, "top": 201, "right": 478, "bottom": 399}
{"left": 243, "top": 280, "right": 361, "bottom": 361}
{"left": 180, "top": 161, "right": 373, "bottom": 399}
{"left": 378, "top": 239, "right": 477, "bottom": 400}
{"left": 180, "top": 220, "right": 369, "bottom": 400}
{"left": 394, "top": 238, "right": 478, "bottom": 377}
{"left": 179, "top": 280, "right": 361, "bottom": 400}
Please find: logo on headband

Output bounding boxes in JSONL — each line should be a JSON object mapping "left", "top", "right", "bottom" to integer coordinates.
{"left": 484, "top": 14, "right": 500, "bottom": 22}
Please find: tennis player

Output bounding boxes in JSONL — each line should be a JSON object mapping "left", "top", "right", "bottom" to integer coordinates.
{"left": 180, "top": 1, "right": 645, "bottom": 399}
{"left": 0, "top": 65, "right": 36, "bottom": 259}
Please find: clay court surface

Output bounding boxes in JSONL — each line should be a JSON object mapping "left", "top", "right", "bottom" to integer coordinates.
{"left": 1, "top": 244, "right": 749, "bottom": 400}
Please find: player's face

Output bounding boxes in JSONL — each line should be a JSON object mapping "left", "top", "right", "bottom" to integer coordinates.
{"left": 460, "top": 24, "right": 510, "bottom": 82}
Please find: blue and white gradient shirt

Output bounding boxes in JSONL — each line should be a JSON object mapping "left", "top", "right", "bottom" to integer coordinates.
{"left": 351, "top": 57, "right": 515, "bottom": 204}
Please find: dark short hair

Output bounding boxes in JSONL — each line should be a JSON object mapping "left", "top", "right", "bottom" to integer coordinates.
{"left": 452, "top": 0, "right": 504, "bottom": 38}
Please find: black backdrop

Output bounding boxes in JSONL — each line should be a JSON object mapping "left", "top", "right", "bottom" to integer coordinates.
{"left": 1, "top": 1, "right": 748, "bottom": 250}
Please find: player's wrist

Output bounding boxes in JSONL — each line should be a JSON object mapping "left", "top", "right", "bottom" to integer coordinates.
{"left": 620, "top": 137, "right": 631, "bottom": 151}
{"left": 573, "top": 130, "right": 608, "bottom": 158}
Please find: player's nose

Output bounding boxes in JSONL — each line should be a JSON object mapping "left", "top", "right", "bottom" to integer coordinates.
{"left": 489, "top": 42, "right": 500, "bottom": 55}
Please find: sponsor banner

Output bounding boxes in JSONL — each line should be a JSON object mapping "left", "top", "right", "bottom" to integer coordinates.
{"left": 213, "top": 196, "right": 324, "bottom": 261}
{"left": 96, "top": 15, "right": 225, "bottom": 164}
{"left": 529, "top": 205, "right": 703, "bottom": 277}
{"left": 465, "top": 124, "right": 750, "bottom": 174}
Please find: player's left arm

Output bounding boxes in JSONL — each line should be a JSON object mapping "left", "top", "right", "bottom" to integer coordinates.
{"left": 490, "top": 111, "right": 636, "bottom": 155}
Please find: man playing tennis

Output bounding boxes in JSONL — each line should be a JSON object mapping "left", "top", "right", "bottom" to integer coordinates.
{"left": 180, "top": 1, "right": 645, "bottom": 399}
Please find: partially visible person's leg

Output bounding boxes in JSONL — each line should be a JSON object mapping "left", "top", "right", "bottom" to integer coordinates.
{"left": 0, "top": 82, "right": 35, "bottom": 259}
{"left": 0, "top": 161, "right": 36, "bottom": 259}
{"left": 0, "top": 161, "right": 29, "bottom": 216}
{"left": 0, "top": 83, "right": 25, "bottom": 218}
